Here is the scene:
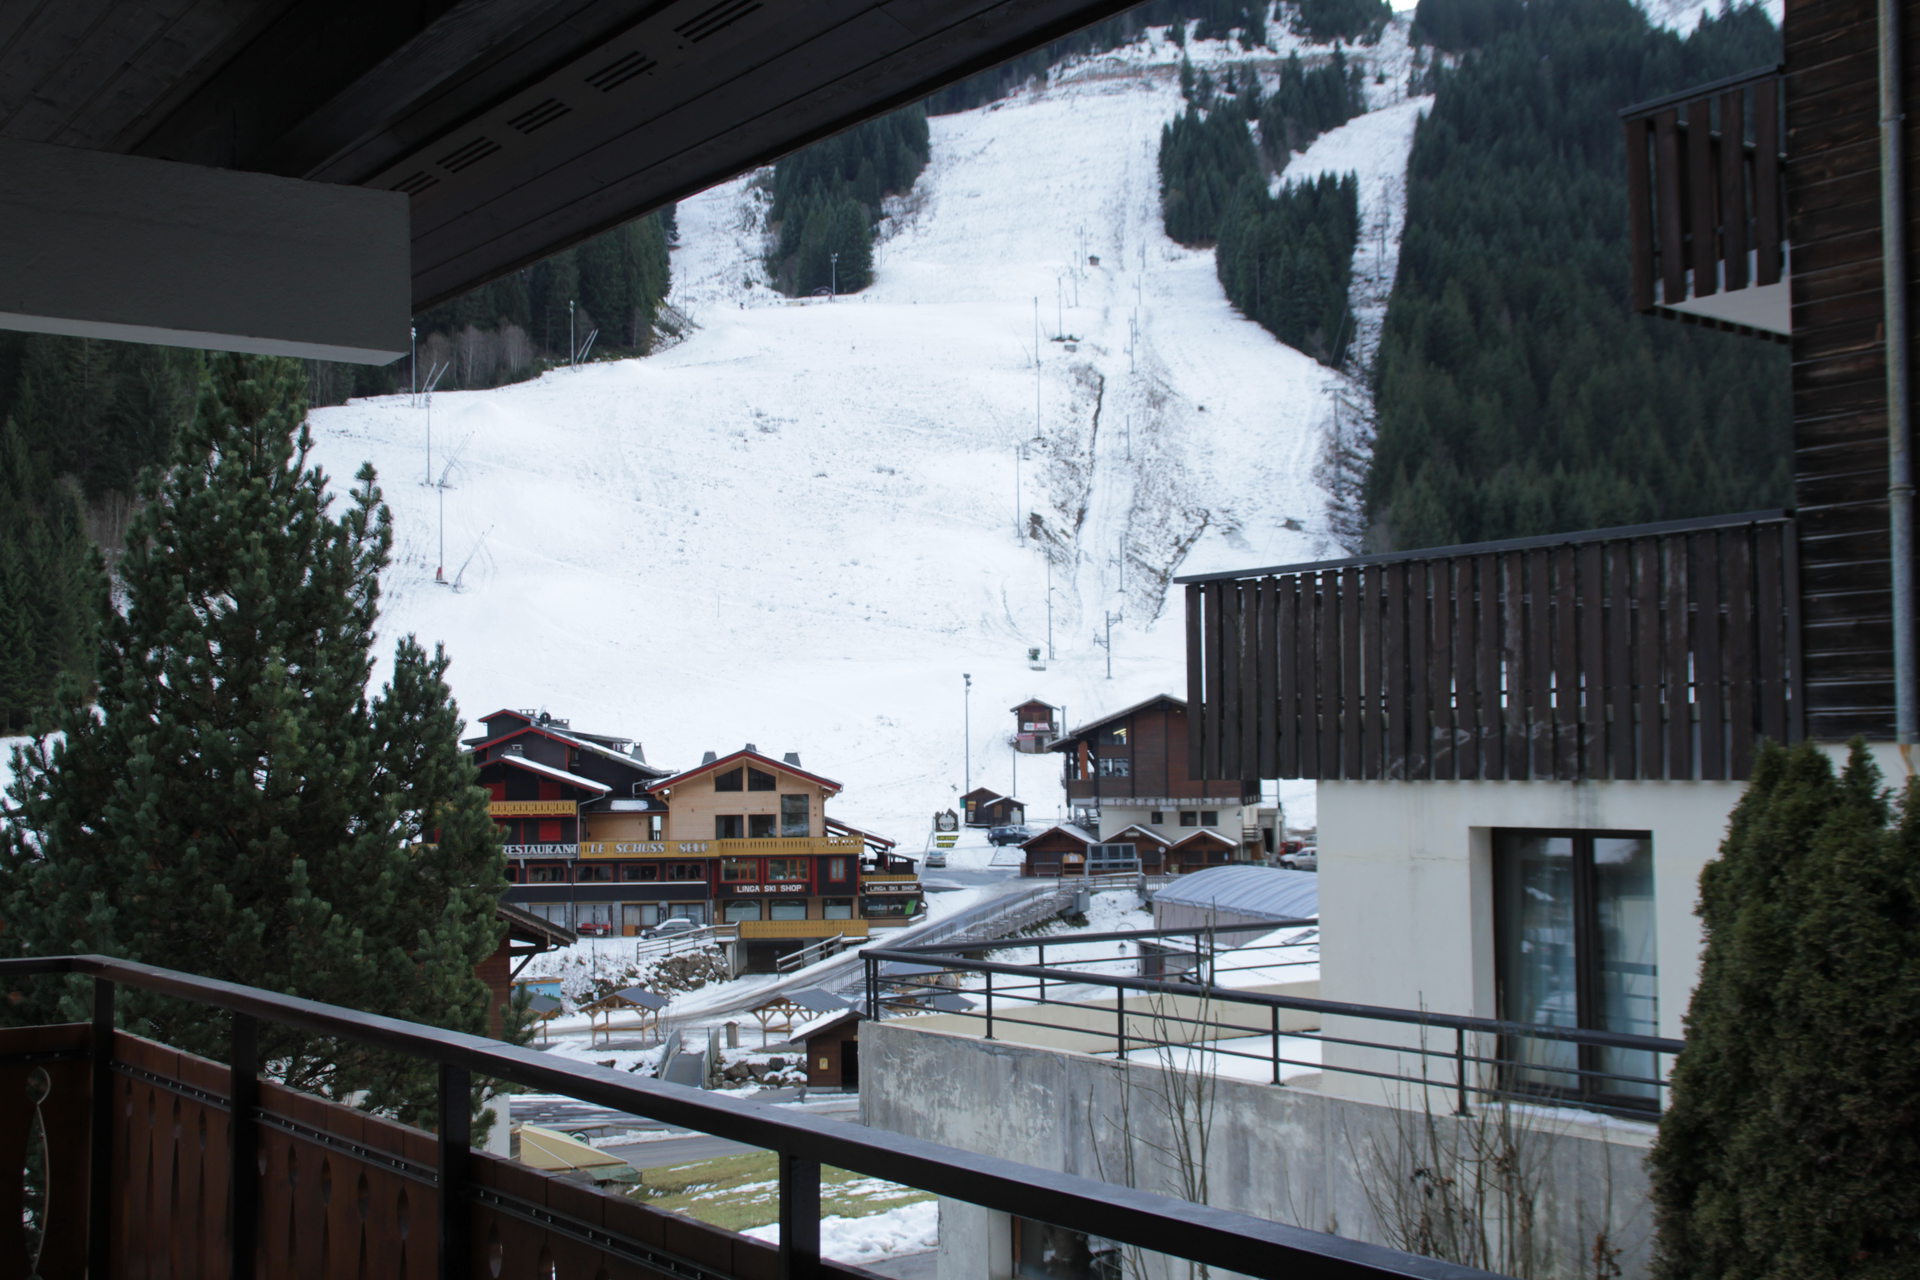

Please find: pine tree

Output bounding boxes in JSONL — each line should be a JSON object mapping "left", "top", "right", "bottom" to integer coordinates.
{"left": 0, "top": 354, "right": 505, "bottom": 1128}
{"left": 1649, "top": 742, "right": 1920, "bottom": 1278}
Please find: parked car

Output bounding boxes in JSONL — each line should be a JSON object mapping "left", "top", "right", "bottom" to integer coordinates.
{"left": 643, "top": 916, "right": 700, "bottom": 940}
{"left": 988, "top": 824, "right": 1034, "bottom": 847}
{"left": 924, "top": 850, "right": 948, "bottom": 868}
{"left": 576, "top": 920, "right": 613, "bottom": 936}
{"left": 1279, "top": 847, "right": 1318, "bottom": 872}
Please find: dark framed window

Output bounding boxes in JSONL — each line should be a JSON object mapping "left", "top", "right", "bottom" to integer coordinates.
{"left": 664, "top": 862, "right": 706, "bottom": 881}
{"left": 748, "top": 767, "right": 777, "bottom": 791}
{"left": 780, "top": 793, "right": 809, "bottom": 837}
{"left": 527, "top": 863, "right": 568, "bottom": 884}
{"left": 715, "top": 768, "right": 744, "bottom": 792}
{"left": 624, "top": 863, "right": 659, "bottom": 882}
{"left": 1148, "top": 810, "right": 1164, "bottom": 824}
{"left": 748, "top": 813, "right": 777, "bottom": 839}
{"left": 715, "top": 814, "right": 744, "bottom": 839}
{"left": 575, "top": 863, "right": 613, "bottom": 882}
{"left": 1013, "top": 1217, "right": 1121, "bottom": 1279}
{"left": 1095, "top": 757, "right": 1130, "bottom": 777}
{"left": 767, "top": 858, "right": 807, "bottom": 882}
{"left": 1199, "top": 811, "right": 1218, "bottom": 827}
{"left": 823, "top": 857, "right": 850, "bottom": 882}
{"left": 721, "top": 857, "right": 758, "bottom": 883}
{"left": 1494, "top": 829, "right": 1658, "bottom": 1109}
{"left": 823, "top": 898, "right": 853, "bottom": 919}
{"left": 725, "top": 899, "right": 762, "bottom": 923}
{"left": 1097, "top": 725, "right": 1127, "bottom": 746}
{"left": 1177, "top": 811, "right": 1198, "bottom": 827}
{"left": 769, "top": 900, "right": 808, "bottom": 921}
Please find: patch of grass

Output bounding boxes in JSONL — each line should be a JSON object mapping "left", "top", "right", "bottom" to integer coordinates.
{"left": 631, "top": 1151, "right": 932, "bottom": 1233}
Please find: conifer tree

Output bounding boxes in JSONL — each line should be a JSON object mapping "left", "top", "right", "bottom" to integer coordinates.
{"left": 0, "top": 354, "right": 505, "bottom": 1127}
{"left": 1649, "top": 742, "right": 1920, "bottom": 1278}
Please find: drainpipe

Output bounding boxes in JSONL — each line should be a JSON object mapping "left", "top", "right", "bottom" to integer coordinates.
{"left": 1880, "top": 0, "right": 1918, "bottom": 762}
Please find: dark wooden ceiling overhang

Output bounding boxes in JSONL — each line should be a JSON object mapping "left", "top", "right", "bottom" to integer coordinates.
{"left": 2, "top": 0, "right": 1140, "bottom": 315}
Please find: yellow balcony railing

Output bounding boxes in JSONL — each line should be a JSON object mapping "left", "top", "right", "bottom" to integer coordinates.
{"left": 489, "top": 800, "right": 576, "bottom": 817}
{"left": 859, "top": 873, "right": 920, "bottom": 883}
{"left": 577, "top": 836, "right": 867, "bottom": 859}
{"left": 735, "top": 918, "right": 873, "bottom": 940}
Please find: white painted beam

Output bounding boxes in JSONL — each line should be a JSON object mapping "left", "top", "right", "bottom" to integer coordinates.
{"left": 0, "top": 139, "right": 409, "bottom": 364}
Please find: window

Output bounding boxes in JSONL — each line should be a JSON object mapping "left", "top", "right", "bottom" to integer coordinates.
{"left": 1494, "top": 830, "right": 1658, "bottom": 1107}
{"left": 715, "top": 768, "right": 743, "bottom": 791}
{"left": 748, "top": 767, "right": 776, "bottom": 791}
{"left": 769, "top": 900, "right": 808, "bottom": 921}
{"left": 1199, "top": 811, "right": 1218, "bottom": 827}
{"left": 724, "top": 899, "right": 762, "bottom": 923}
{"left": 663, "top": 862, "right": 706, "bottom": 882}
{"left": 1097, "top": 725, "right": 1127, "bottom": 746}
{"left": 505, "top": 864, "right": 523, "bottom": 884}
{"left": 1148, "top": 810, "right": 1164, "bottom": 824}
{"left": 624, "top": 863, "right": 659, "bottom": 882}
{"left": 1177, "top": 811, "right": 1198, "bottom": 827}
{"left": 527, "top": 862, "right": 568, "bottom": 883}
{"left": 781, "top": 793, "right": 809, "bottom": 837}
{"left": 748, "top": 813, "right": 777, "bottom": 839}
{"left": 646, "top": 815, "right": 663, "bottom": 840}
{"left": 721, "top": 857, "right": 758, "bottom": 883}
{"left": 823, "top": 857, "right": 850, "bottom": 882}
{"left": 823, "top": 898, "right": 854, "bottom": 919}
{"left": 715, "top": 814, "right": 744, "bottom": 839}
{"left": 575, "top": 863, "right": 613, "bottom": 882}
{"left": 1089, "top": 843, "right": 1139, "bottom": 872}
{"left": 1095, "top": 757, "right": 1130, "bottom": 777}
{"left": 767, "top": 858, "right": 807, "bottom": 882}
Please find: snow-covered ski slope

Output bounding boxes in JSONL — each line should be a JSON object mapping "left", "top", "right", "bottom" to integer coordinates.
{"left": 306, "top": 22, "right": 1433, "bottom": 838}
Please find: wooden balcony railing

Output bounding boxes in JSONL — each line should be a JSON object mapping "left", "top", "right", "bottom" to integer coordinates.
{"left": 1622, "top": 66, "right": 1787, "bottom": 337}
{"left": 0, "top": 954, "right": 1495, "bottom": 1279}
{"left": 1180, "top": 511, "right": 1802, "bottom": 783}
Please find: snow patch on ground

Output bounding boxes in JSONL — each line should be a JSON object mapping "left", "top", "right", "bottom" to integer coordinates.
{"left": 743, "top": 1198, "right": 939, "bottom": 1262}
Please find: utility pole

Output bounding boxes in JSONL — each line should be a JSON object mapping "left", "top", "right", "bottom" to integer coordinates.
{"left": 436, "top": 483, "right": 445, "bottom": 584}
{"left": 1046, "top": 559, "right": 1055, "bottom": 661}
{"left": 963, "top": 673, "right": 973, "bottom": 797}
{"left": 1105, "top": 611, "right": 1115, "bottom": 679}
{"left": 1034, "top": 296, "right": 1042, "bottom": 443}
{"left": 410, "top": 325, "right": 417, "bottom": 405}
{"left": 1015, "top": 445, "right": 1023, "bottom": 544}
{"left": 569, "top": 299, "right": 576, "bottom": 369}
{"left": 830, "top": 251, "right": 840, "bottom": 299}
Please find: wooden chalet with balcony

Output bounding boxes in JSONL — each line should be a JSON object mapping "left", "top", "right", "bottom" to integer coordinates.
{"left": 647, "top": 746, "right": 920, "bottom": 968}
{"left": 1011, "top": 697, "right": 1060, "bottom": 752}
{"left": 1047, "top": 694, "right": 1263, "bottom": 858}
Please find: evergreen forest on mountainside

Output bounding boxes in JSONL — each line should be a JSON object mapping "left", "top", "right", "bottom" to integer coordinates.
{"left": 1366, "top": 0, "right": 1790, "bottom": 550}
{"left": 1157, "top": 51, "right": 1367, "bottom": 366}
{"left": 924, "top": 0, "right": 1391, "bottom": 115}
{"left": 764, "top": 107, "right": 932, "bottom": 297}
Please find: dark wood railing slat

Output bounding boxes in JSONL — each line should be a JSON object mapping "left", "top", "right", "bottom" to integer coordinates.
{"left": 1341, "top": 566, "right": 1363, "bottom": 780}
{"left": 1406, "top": 562, "right": 1430, "bottom": 780}
{"left": 1755, "top": 524, "right": 1788, "bottom": 744}
{"left": 1257, "top": 577, "right": 1279, "bottom": 780}
{"left": 1687, "top": 97, "right": 1717, "bottom": 295}
{"left": 1655, "top": 109, "right": 1687, "bottom": 305}
{"left": 1720, "top": 88, "right": 1750, "bottom": 290}
{"left": 1382, "top": 563, "right": 1407, "bottom": 779}
{"left": 1277, "top": 575, "right": 1299, "bottom": 779}
{"left": 1429, "top": 560, "right": 1455, "bottom": 781}
{"left": 1753, "top": 74, "right": 1783, "bottom": 286}
{"left": 1665, "top": 536, "right": 1694, "bottom": 775}
{"left": 1626, "top": 117, "right": 1657, "bottom": 310}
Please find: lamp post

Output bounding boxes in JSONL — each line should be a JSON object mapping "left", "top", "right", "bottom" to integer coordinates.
{"left": 830, "top": 251, "right": 840, "bottom": 299}
{"left": 569, "top": 299, "right": 576, "bottom": 367}
{"left": 963, "top": 673, "right": 973, "bottom": 798}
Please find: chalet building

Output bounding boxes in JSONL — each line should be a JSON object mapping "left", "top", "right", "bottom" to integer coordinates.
{"left": 646, "top": 747, "right": 921, "bottom": 969}
{"left": 1010, "top": 698, "right": 1059, "bottom": 753}
{"left": 1173, "top": 0, "right": 1920, "bottom": 1127}
{"left": 1045, "top": 695, "right": 1264, "bottom": 858}
{"left": 959, "top": 787, "right": 1024, "bottom": 827}
{"left": 472, "top": 718, "right": 919, "bottom": 963}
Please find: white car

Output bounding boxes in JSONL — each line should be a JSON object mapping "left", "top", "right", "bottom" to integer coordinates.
{"left": 643, "top": 917, "right": 700, "bottom": 940}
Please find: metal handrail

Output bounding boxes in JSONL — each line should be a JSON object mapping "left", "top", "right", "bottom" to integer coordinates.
{"left": 4, "top": 953, "right": 1503, "bottom": 1280}
{"left": 1618, "top": 63, "right": 1783, "bottom": 122}
{"left": 864, "top": 945, "right": 1681, "bottom": 1056}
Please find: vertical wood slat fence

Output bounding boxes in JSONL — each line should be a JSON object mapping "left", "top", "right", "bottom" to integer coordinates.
{"left": 1623, "top": 66, "right": 1785, "bottom": 326}
{"left": 1183, "top": 512, "right": 1802, "bottom": 783}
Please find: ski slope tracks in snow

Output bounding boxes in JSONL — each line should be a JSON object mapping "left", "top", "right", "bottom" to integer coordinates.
{"left": 295, "top": 22, "right": 1431, "bottom": 842}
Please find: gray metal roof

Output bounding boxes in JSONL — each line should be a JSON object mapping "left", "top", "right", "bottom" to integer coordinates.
{"left": 1151, "top": 866, "right": 1319, "bottom": 923}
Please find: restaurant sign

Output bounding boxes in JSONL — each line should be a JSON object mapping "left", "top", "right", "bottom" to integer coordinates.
{"left": 503, "top": 844, "right": 578, "bottom": 859}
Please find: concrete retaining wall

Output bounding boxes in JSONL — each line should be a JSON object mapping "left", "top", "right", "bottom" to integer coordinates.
{"left": 861, "top": 1021, "right": 1656, "bottom": 1280}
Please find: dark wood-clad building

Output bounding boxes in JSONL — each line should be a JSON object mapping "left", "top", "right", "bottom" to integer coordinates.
{"left": 1046, "top": 696, "right": 1262, "bottom": 857}
{"left": 1011, "top": 698, "right": 1060, "bottom": 753}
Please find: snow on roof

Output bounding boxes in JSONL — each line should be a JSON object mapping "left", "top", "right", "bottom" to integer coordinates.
{"left": 1151, "top": 866, "right": 1319, "bottom": 923}
{"left": 1020, "top": 823, "right": 1097, "bottom": 847}
{"left": 1107, "top": 824, "right": 1170, "bottom": 847}
{"left": 791, "top": 1007, "right": 863, "bottom": 1042}
{"left": 494, "top": 754, "right": 610, "bottom": 794}
{"left": 1049, "top": 693, "right": 1184, "bottom": 746}
{"left": 597, "top": 797, "right": 664, "bottom": 811}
